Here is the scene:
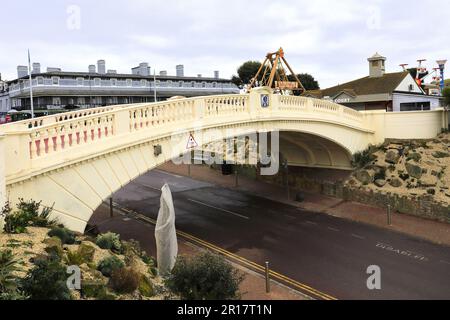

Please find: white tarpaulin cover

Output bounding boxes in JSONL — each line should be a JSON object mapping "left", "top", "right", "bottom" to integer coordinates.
{"left": 155, "top": 183, "right": 178, "bottom": 275}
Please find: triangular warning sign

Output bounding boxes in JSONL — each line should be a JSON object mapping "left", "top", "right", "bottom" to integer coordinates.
{"left": 186, "top": 134, "right": 198, "bottom": 149}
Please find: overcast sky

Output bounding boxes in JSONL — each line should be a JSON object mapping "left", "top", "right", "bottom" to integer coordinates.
{"left": 0, "top": 0, "right": 448, "bottom": 88}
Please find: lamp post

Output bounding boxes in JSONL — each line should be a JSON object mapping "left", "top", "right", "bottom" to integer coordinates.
{"left": 436, "top": 60, "right": 447, "bottom": 93}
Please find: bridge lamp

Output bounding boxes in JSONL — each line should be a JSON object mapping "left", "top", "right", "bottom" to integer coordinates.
{"left": 436, "top": 60, "right": 447, "bottom": 93}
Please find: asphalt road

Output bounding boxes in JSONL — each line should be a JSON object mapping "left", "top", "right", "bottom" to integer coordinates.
{"left": 111, "top": 169, "right": 450, "bottom": 300}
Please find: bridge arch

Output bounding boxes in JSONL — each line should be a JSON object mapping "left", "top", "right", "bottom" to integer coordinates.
{"left": 1, "top": 90, "right": 380, "bottom": 232}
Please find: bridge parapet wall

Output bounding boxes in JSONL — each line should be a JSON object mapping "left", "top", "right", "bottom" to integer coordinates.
{"left": 0, "top": 92, "right": 398, "bottom": 185}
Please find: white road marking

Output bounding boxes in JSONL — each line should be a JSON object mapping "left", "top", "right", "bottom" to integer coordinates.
{"left": 376, "top": 242, "right": 428, "bottom": 262}
{"left": 351, "top": 233, "right": 365, "bottom": 240}
{"left": 327, "top": 227, "right": 340, "bottom": 232}
{"left": 155, "top": 169, "right": 183, "bottom": 178}
{"left": 187, "top": 199, "right": 250, "bottom": 220}
{"left": 135, "top": 182, "right": 161, "bottom": 191}
{"left": 305, "top": 221, "right": 318, "bottom": 225}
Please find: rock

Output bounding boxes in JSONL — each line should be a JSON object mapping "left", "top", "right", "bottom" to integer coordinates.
{"left": 426, "top": 188, "right": 436, "bottom": 195}
{"left": 374, "top": 179, "right": 387, "bottom": 187}
{"left": 405, "top": 162, "right": 422, "bottom": 179}
{"left": 389, "top": 178, "right": 403, "bottom": 188}
{"left": 385, "top": 149, "right": 400, "bottom": 164}
{"left": 355, "top": 170, "right": 373, "bottom": 185}
{"left": 407, "top": 152, "right": 421, "bottom": 162}
{"left": 432, "top": 151, "right": 449, "bottom": 158}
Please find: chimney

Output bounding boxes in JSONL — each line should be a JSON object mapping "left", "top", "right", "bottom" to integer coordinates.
{"left": 97, "top": 60, "right": 106, "bottom": 74}
{"left": 32, "top": 63, "right": 41, "bottom": 74}
{"left": 197, "top": 74, "right": 202, "bottom": 78}
{"left": 17, "top": 66, "right": 28, "bottom": 78}
{"left": 214, "top": 71, "right": 219, "bottom": 79}
{"left": 176, "top": 65, "right": 184, "bottom": 77}
{"left": 159, "top": 70, "right": 167, "bottom": 76}
{"left": 368, "top": 52, "right": 386, "bottom": 78}
{"left": 89, "top": 65, "right": 96, "bottom": 73}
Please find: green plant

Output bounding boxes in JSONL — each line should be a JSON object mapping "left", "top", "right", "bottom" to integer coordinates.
{"left": 48, "top": 226, "right": 76, "bottom": 245}
{"left": 138, "top": 275, "right": 154, "bottom": 297}
{"left": 2, "top": 199, "right": 56, "bottom": 234}
{"left": 110, "top": 267, "right": 140, "bottom": 294}
{"left": 165, "top": 251, "right": 244, "bottom": 300}
{"left": 21, "top": 256, "right": 72, "bottom": 300}
{"left": 97, "top": 256, "right": 124, "bottom": 277}
{"left": 81, "top": 280, "right": 116, "bottom": 300}
{"left": 96, "top": 232, "right": 122, "bottom": 252}
{"left": 351, "top": 146, "right": 376, "bottom": 169}
{"left": 0, "top": 250, "right": 22, "bottom": 297}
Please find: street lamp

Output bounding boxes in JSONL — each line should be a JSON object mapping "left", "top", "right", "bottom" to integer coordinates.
{"left": 436, "top": 59, "right": 447, "bottom": 93}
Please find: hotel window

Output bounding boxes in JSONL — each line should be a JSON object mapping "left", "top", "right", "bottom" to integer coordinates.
{"left": 77, "top": 97, "right": 85, "bottom": 105}
{"left": 52, "top": 77, "right": 60, "bottom": 85}
{"left": 191, "top": 81, "right": 195, "bottom": 87}
{"left": 126, "top": 79, "right": 132, "bottom": 87}
{"left": 155, "top": 80, "right": 160, "bottom": 86}
{"left": 212, "top": 82, "right": 217, "bottom": 88}
{"left": 52, "top": 97, "right": 61, "bottom": 105}
{"left": 141, "top": 79, "right": 148, "bottom": 87}
{"left": 94, "top": 78, "right": 101, "bottom": 86}
{"left": 111, "top": 79, "right": 117, "bottom": 86}
{"left": 37, "top": 77, "right": 44, "bottom": 85}
{"left": 202, "top": 82, "right": 206, "bottom": 88}
{"left": 77, "top": 78, "right": 84, "bottom": 86}
{"left": 179, "top": 81, "right": 183, "bottom": 87}
{"left": 167, "top": 80, "right": 172, "bottom": 86}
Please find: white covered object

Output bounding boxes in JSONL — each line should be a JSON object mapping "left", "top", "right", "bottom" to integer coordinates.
{"left": 155, "top": 183, "right": 178, "bottom": 275}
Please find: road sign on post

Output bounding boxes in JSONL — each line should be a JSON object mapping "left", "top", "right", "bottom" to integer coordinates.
{"left": 186, "top": 134, "right": 198, "bottom": 149}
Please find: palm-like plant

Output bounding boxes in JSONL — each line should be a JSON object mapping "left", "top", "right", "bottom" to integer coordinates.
{"left": 0, "top": 249, "right": 21, "bottom": 294}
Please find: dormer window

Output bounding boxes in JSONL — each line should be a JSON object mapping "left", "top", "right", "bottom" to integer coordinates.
{"left": 76, "top": 77, "right": 84, "bottom": 86}
{"left": 126, "top": 79, "right": 132, "bottom": 86}
{"left": 141, "top": 79, "right": 148, "bottom": 87}
{"left": 111, "top": 79, "right": 117, "bottom": 86}
{"left": 37, "top": 77, "right": 44, "bottom": 85}
{"left": 94, "top": 78, "right": 101, "bottom": 86}
{"left": 52, "top": 77, "right": 59, "bottom": 85}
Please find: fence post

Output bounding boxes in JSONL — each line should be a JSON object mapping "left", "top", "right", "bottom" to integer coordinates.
{"left": 265, "top": 261, "right": 270, "bottom": 293}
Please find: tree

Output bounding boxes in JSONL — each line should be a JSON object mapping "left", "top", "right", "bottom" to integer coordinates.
{"left": 288, "top": 73, "right": 320, "bottom": 90}
{"left": 443, "top": 87, "right": 450, "bottom": 107}
{"left": 235, "top": 61, "right": 262, "bottom": 85}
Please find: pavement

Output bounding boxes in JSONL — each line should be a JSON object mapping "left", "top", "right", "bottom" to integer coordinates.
{"left": 89, "top": 164, "right": 450, "bottom": 300}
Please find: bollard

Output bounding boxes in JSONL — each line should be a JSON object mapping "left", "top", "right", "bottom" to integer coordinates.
{"left": 387, "top": 204, "right": 392, "bottom": 226}
{"left": 109, "top": 197, "right": 113, "bottom": 218}
{"left": 265, "top": 261, "right": 270, "bottom": 293}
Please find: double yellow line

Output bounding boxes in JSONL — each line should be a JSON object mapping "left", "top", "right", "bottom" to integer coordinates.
{"left": 115, "top": 204, "right": 336, "bottom": 300}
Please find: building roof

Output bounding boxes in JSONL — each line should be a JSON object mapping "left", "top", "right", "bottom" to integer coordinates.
{"left": 304, "top": 71, "right": 409, "bottom": 99}
{"left": 11, "top": 71, "right": 232, "bottom": 84}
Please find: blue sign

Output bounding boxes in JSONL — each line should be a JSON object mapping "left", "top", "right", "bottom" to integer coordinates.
{"left": 261, "top": 94, "right": 270, "bottom": 108}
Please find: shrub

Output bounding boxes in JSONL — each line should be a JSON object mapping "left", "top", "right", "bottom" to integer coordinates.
{"left": 96, "top": 232, "right": 122, "bottom": 252}
{"left": 138, "top": 275, "right": 154, "bottom": 297}
{"left": 2, "top": 199, "right": 56, "bottom": 234}
{"left": 110, "top": 267, "right": 140, "bottom": 294}
{"left": 21, "top": 256, "right": 72, "bottom": 300}
{"left": 97, "top": 256, "right": 124, "bottom": 277}
{"left": 0, "top": 250, "right": 22, "bottom": 297}
{"left": 81, "top": 280, "right": 116, "bottom": 300}
{"left": 165, "top": 251, "right": 244, "bottom": 300}
{"left": 48, "top": 226, "right": 76, "bottom": 245}
{"left": 351, "top": 146, "right": 376, "bottom": 169}
{"left": 43, "top": 237, "right": 64, "bottom": 260}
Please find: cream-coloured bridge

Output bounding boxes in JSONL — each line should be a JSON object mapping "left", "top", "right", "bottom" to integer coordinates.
{"left": 0, "top": 87, "right": 447, "bottom": 232}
